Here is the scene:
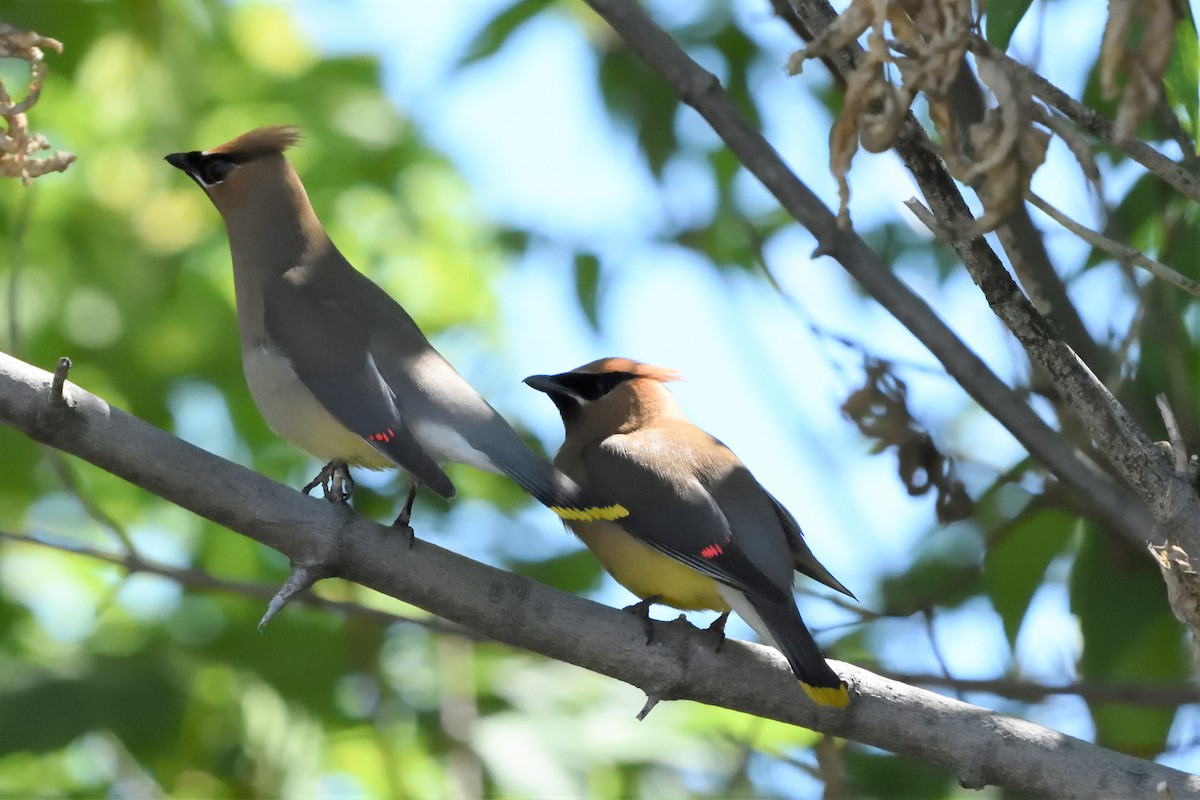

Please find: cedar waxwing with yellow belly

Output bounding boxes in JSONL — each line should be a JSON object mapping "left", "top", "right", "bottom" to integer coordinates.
{"left": 525, "top": 358, "right": 854, "bottom": 708}
{"left": 165, "top": 126, "right": 625, "bottom": 529}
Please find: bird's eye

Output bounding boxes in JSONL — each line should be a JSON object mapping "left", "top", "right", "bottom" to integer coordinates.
{"left": 560, "top": 371, "right": 637, "bottom": 401}
{"left": 199, "top": 157, "right": 237, "bottom": 184}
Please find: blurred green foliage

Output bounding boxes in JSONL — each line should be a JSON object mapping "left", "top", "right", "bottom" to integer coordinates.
{"left": 2, "top": 0, "right": 1199, "bottom": 796}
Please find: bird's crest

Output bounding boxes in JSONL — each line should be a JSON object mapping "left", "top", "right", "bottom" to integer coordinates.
{"left": 207, "top": 125, "right": 301, "bottom": 160}
{"left": 582, "top": 357, "right": 681, "bottom": 383}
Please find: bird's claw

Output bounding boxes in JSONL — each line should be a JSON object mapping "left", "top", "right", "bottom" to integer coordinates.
{"left": 303, "top": 460, "right": 354, "bottom": 503}
{"left": 706, "top": 610, "right": 731, "bottom": 653}
{"left": 391, "top": 482, "right": 419, "bottom": 547}
{"left": 623, "top": 595, "right": 662, "bottom": 644}
{"left": 391, "top": 515, "right": 416, "bottom": 549}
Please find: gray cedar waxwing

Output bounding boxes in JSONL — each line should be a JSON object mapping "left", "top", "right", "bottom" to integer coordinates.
{"left": 165, "top": 126, "right": 625, "bottom": 528}
{"left": 525, "top": 358, "right": 854, "bottom": 708}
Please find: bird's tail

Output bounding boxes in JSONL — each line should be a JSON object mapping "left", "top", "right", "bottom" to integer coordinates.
{"left": 497, "top": 450, "right": 629, "bottom": 523}
{"left": 742, "top": 593, "right": 849, "bottom": 708}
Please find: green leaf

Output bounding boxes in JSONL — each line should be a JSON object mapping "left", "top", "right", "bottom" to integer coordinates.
{"left": 1165, "top": 16, "right": 1200, "bottom": 149}
{"left": 1070, "top": 523, "right": 1188, "bottom": 756}
{"left": 508, "top": 548, "right": 605, "bottom": 594}
{"left": 573, "top": 252, "right": 602, "bottom": 331}
{"left": 844, "top": 748, "right": 957, "bottom": 799}
{"left": 984, "top": 507, "right": 1076, "bottom": 647}
{"left": 984, "top": 0, "right": 1035, "bottom": 51}
{"left": 0, "top": 654, "right": 186, "bottom": 757}
{"left": 598, "top": 49, "right": 680, "bottom": 176}
{"left": 879, "top": 524, "right": 983, "bottom": 614}
{"left": 460, "top": 1, "right": 550, "bottom": 67}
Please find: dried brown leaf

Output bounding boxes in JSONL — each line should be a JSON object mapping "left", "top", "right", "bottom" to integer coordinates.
{"left": 0, "top": 24, "right": 74, "bottom": 185}
{"left": 1100, "top": 0, "right": 1181, "bottom": 143}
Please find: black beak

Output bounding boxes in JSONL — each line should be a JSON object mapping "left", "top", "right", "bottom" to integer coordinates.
{"left": 164, "top": 150, "right": 210, "bottom": 189}
{"left": 523, "top": 374, "right": 561, "bottom": 395}
{"left": 164, "top": 151, "right": 191, "bottom": 170}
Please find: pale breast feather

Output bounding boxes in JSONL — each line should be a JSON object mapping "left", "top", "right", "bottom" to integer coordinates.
{"left": 241, "top": 341, "right": 391, "bottom": 468}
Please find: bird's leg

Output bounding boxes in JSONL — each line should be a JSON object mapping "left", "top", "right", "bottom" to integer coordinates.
{"left": 623, "top": 595, "right": 662, "bottom": 644}
{"left": 392, "top": 481, "right": 420, "bottom": 547}
{"left": 706, "top": 610, "right": 731, "bottom": 653}
{"left": 302, "top": 460, "right": 354, "bottom": 503}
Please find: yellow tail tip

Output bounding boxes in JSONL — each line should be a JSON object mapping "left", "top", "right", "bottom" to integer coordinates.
{"left": 551, "top": 504, "right": 629, "bottom": 521}
{"left": 802, "top": 682, "right": 850, "bottom": 709}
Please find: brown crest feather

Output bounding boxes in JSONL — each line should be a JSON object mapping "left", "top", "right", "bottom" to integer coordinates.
{"left": 206, "top": 125, "right": 301, "bottom": 160}
{"left": 579, "top": 357, "right": 681, "bottom": 383}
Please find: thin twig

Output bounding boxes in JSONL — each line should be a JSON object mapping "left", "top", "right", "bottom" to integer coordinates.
{"left": 1027, "top": 192, "right": 1200, "bottom": 299}
{"left": 1156, "top": 394, "right": 1189, "bottom": 475}
{"left": 44, "top": 450, "right": 138, "bottom": 554}
{"left": 0, "top": 529, "right": 478, "bottom": 638}
{"left": 881, "top": 669, "right": 1200, "bottom": 707}
{"left": 922, "top": 608, "right": 965, "bottom": 703}
{"left": 982, "top": 39, "right": 1200, "bottom": 206}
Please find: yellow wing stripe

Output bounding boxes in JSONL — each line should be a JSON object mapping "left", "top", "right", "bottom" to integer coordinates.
{"left": 551, "top": 504, "right": 629, "bottom": 521}
{"left": 802, "top": 681, "right": 850, "bottom": 709}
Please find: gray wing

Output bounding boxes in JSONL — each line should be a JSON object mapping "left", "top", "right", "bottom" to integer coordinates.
{"left": 580, "top": 432, "right": 792, "bottom": 603}
{"left": 264, "top": 268, "right": 455, "bottom": 498}
{"left": 764, "top": 490, "right": 855, "bottom": 598}
{"left": 703, "top": 460, "right": 853, "bottom": 599}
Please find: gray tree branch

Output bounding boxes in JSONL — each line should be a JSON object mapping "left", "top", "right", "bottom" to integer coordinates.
{"left": 773, "top": 0, "right": 1200, "bottom": 563}
{"left": 2, "top": 352, "right": 1197, "bottom": 796}
{"left": 582, "top": 0, "right": 1154, "bottom": 550}
{"left": 12, "top": 525, "right": 1196, "bottom": 709}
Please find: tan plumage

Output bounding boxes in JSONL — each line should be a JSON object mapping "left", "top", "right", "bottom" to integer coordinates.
{"left": 165, "top": 126, "right": 626, "bottom": 525}
{"left": 525, "top": 358, "right": 853, "bottom": 708}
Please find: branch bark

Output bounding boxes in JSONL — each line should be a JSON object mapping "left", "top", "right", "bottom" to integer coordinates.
{"left": 773, "top": 0, "right": 1200, "bottom": 562}
{"left": 2, "top": 352, "right": 1197, "bottom": 796}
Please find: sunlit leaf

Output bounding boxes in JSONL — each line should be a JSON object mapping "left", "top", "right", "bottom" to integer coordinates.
{"left": 460, "top": 1, "right": 552, "bottom": 67}
{"left": 1070, "top": 524, "right": 1188, "bottom": 756}
{"left": 573, "top": 252, "right": 602, "bottom": 332}
{"left": 984, "top": 0, "right": 1035, "bottom": 51}
{"left": 1165, "top": 16, "right": 1200, "bottom": 150}
{"left": 984, "top": 506, "right": 1076, "bottom": 647}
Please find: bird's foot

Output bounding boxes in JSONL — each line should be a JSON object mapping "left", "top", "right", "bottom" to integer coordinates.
{"left": 391, "top": 482, "right": 420, "bottom": 549}
{"left": 706, "top": 610, "right": 731, "bottom": 653}
{"left": 623, "top": 595, "right": 662, "bottom": 645}
{"left": 258, "top": 562, "right": 333, "bottom": 630}
{"left": 302, "top": 460, "right": 354, "bottom": 503}
{"left": 390, "top": 515, "right": 416, "bottom": 548}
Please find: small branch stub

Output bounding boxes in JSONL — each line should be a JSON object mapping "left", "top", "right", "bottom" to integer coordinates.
{"left": 259, "top": 562, "right": 332, "bottom": 631}
{"left": 50, "top": 356, "right": 70, "bottom": 406}
{"left": 636, "top": 694, "right": 661, "bottom": 721}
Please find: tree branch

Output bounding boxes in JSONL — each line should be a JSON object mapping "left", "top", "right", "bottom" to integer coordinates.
{"left": 983, "top": 40, "right": 1200, "bottom": 206}
{"left": 3, "top": 361, "right": 1198, "bottom": 792}
{"left": 582, "top": 0, "right": 1153, "bottom": 550}
{"left": 777, "top": 0, "right": 1200, "bottom": 562}
{"left": 21, "top": 504, "right": 1200, "bottom": 760}
{"left": 1026, "top": 191, "right": 1200, "bottom": 300}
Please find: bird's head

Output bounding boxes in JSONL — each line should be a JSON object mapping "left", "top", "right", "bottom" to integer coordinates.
{"left": 524, "top": 358, "right": 681, "bottom": 436}
{"left": 165, "top": 125, "right": 302, "bottom": 217}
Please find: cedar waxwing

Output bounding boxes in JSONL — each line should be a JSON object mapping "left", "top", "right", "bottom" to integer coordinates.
{"left": 525, "top": 358, "right": 854, "bottom": 708}
{"left": 165, "top": 126, "right": 625, "bottom": 529}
